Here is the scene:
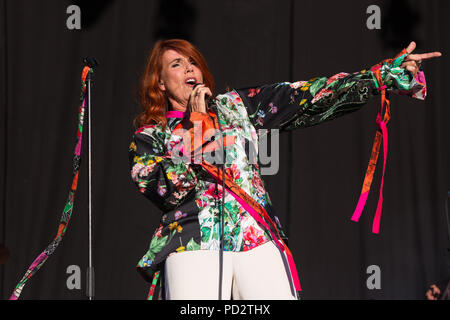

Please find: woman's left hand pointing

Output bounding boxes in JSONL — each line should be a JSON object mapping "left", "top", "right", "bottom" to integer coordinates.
{"left": 400, "top": 41, "right": 442, "bottom": 77}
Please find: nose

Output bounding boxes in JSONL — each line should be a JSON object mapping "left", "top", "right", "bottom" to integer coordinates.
{"left": 185, "top": 61, "right": 194, "bottom": 73}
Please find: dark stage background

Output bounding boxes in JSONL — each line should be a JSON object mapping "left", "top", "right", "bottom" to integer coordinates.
{"left": 0, "top": 0, "right": 449, "bottom": 300}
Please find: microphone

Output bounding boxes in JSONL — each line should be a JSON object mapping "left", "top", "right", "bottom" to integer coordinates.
{"left": 192, "top": 82, "right": 217, "bottom": 112}
{"left": 82, "top": 57, "right": 99, "bottom": 68}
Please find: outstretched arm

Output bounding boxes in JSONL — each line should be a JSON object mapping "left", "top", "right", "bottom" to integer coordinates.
{"left": 236, "top": 41, "right": 441, "bottom": 132}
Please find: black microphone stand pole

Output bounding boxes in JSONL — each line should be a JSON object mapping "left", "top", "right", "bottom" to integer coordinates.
{"left": 83, "top": 57, "right": 98, "bottom": 300}
{"left": 443, "top": 192, "right": 450, "bottom": 299}
{"left": 195, "top": 86, "right": 226, "bottom": 300}
{"left": 208, "top": 101, "right": 226, "bottom": 300}
{"left": 217, "top": 107, "right": 225, "bottom": 301}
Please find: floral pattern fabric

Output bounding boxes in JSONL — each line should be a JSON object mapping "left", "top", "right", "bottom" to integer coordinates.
{"left": 129, "top": 52, "right": 426, "bottom": 289}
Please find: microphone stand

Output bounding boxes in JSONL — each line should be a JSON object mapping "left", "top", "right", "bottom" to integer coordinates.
{"left": 208, "top": 101, "right": 226, "bottom": 300}
{"left": 445, "top": 192, "right": 450, "bottom": 266}
{"left": 193, "top": 83, "right": 226, "bottom": 300}
{"left": 444, "top": 192, "right": 450, "bottom": 299}
{"left": 83, "top": 57, "right": 98, "bottom": 300}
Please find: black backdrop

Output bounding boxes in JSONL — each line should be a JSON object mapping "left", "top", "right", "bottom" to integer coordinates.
{"left": 0, "top": 0, "right": 449, "bottom": 300}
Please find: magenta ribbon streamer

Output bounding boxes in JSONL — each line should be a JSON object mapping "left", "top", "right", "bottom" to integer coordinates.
{"left": 372, "top": 119, "right": 388, "bottom": 234}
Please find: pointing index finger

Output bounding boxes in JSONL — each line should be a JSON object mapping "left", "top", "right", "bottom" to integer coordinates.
{"left": 407, "top": 52, "right": 442, "bottom": 61}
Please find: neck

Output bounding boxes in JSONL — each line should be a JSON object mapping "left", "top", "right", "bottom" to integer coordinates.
{"left": 167, "top": 97, "right": 187, "bottom": 113}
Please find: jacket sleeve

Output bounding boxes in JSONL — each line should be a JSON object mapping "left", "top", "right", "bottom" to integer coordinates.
{"left": 235, "top": 52, "right": 426, "bottom": 132}
{"left": 129, "top": 125, "right": 199, "bottom": 212}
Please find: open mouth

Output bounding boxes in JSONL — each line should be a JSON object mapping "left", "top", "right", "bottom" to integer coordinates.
{"left": 185, "top": 77, "right": 198, "bottom": 87}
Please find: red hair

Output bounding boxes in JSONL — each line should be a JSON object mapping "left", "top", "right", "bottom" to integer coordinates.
{"left": 134, "top": 39, "right": 215, "bottom": 131}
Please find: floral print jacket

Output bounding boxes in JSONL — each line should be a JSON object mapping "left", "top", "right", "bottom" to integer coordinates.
{"left": 128, "top": 51, "right": 426, "bottom": 289}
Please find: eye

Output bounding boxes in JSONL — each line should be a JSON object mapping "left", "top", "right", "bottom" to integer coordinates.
{"left": 189, "top": 59, "right": 197, "bottom": 65}
{"left": 171, "top": 63, "right": 180, "bottom": 68}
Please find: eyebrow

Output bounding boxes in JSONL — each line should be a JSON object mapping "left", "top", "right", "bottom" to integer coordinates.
{"left": 169, "top": 56, "right": 195, "bottom": 65}
{"left": 169, "top": 58, "right": 182, "bottom": 64}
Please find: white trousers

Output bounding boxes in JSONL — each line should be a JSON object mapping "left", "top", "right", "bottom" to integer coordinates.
{"left": 164, "top": 241, "right": 297, "bottom": 300}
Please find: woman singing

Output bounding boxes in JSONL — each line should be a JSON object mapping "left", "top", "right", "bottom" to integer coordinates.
{"left": 129, "top": 39, "right": 441, "bottom": 300}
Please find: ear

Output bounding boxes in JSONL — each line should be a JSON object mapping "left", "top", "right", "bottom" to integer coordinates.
{"left": 158, "top": 79, "right": 166, "bottom": 92}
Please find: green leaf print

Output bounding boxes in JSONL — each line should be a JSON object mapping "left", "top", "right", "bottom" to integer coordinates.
{"left": 201, "top": 226, "right": 211, "bottom": 243}
{"left": 186, "top": 238, "right": 201, "bottom": 251}
{"left": 144, "top": 251, "right": 155, "bottom": 263}
{"left": 309, "top": 77, "right": 327, "bottom": 96}
{"left": 212, "top": 224, "right": 221, "bottom": 241}
{"left": 224, "top": 201, "right": 240, "bottom": 224}
{"left": 149, "top": 235, "right": 168, "bottom": 257}
{"left": 172, "top": 163, "right": 187, "bottom": 175}
{"left": 248, "top": 102, "right": 261, "bottom": 119}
